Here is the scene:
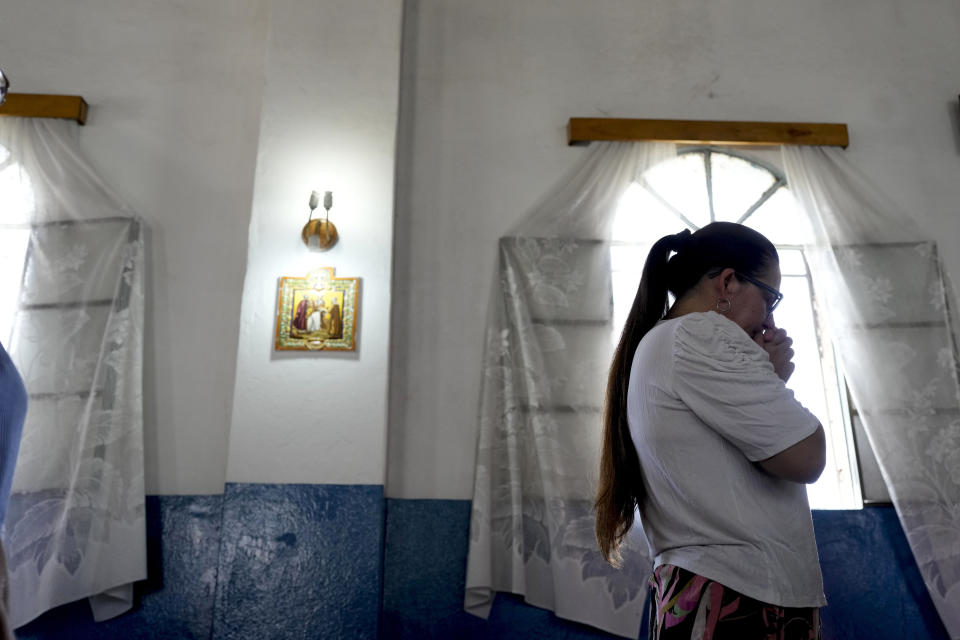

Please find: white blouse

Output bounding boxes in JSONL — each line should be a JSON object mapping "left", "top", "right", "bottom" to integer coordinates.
{"left": 628, "top": 311, "right": 826, "bottom": 608}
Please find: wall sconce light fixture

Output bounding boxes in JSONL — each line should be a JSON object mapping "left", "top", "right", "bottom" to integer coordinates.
{"left": 301, "top": 190, "right": 338, "bottom": 251}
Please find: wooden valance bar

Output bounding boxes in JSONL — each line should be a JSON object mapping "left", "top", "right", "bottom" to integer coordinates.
{"left": 0, "top": 93, "right": 88, "bottom": 125}
{"left": 568, "top": 117, "right": 848, "bottom": 148}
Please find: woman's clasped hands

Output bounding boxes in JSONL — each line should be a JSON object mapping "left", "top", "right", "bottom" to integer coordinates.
{"left": 755, "top": 317, "right": 795, "bottom": 382}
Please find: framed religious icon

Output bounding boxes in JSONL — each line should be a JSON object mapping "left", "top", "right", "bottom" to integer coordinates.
{"left": 275, "top": 267, "right": 359, "bottom": 351}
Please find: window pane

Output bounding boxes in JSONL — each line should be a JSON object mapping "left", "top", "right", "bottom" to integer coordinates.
{"left": 777, "top": 248, "right": 807, "bottom": 277}
{"left": 0, "top": 161, "right": 35, "bottom": 224}
{"left": 779, "top": 277, "right": 827, "bottom": 424}
{"left": 642, "top": 154, "right": 711, "bottom": 228}
{"left": 609, "top": 243, "right": 649, "bottom": 274}
{"left": 0, "top": 229, "right": 30, "bottom": 344}
{"left": 744, "top": 188, "right": 814, "bottom": 245}
{"left": 777, "top": 274, "right": 857, "bottom": 509}
{"left": 710, "top": 153, "right": 776, "bottom": 223}
{"left": 613, "top": 183, "right": 689, "bottom": 244}
{"left": 0, "top": 153, "right": 34, "bottom": 344}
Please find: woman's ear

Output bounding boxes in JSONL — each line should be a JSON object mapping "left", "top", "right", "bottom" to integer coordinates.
{"left": 718, "top": 267, "right": 738, "bottom": 296}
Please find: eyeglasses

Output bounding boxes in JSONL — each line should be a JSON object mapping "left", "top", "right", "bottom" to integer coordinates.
{"left": 708, "top": 270, "right": 783, "bottom": 313}
{"left": 735, "top": 272, "right": 783, "bottom": 313}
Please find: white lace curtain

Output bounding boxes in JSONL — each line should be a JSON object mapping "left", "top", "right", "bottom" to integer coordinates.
{"left": 784, "top": 146, "right": 960, "bottom": 638}
{"left": 0, "top": 118, "right": 146, "bottom": 628}
{"left": 465, "top": 143, "right": 675, "bottom": 638}
{"left": 465, "top": 141, "right": 960, "bottom": 639}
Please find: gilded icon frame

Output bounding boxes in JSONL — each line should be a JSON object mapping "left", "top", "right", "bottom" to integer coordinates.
{"left": 275, "top": 267, "right": 359, "bottom": 351}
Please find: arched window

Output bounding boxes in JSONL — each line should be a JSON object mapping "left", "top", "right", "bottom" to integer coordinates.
{"left": 610, "top": 148, "right": 862, "bottom": 509}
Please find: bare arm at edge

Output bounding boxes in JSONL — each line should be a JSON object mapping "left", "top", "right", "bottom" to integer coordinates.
{"left": 756, "top": 424, "right": 826, "bottom": 484}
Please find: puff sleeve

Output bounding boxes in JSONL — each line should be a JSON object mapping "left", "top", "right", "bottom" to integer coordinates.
{"left": 671, "top": 313, "right": 820, "bottom": 461}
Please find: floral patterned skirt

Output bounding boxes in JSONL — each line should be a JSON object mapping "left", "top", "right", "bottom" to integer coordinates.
{"left": 648, "top": 564, "right": 821, "bottom": 640}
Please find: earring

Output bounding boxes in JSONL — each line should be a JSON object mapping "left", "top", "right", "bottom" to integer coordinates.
{"left": 716, "top": 298, "right": 732, "bottom": 313}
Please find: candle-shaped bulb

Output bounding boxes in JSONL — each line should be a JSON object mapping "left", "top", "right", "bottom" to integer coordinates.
{"left": 309, "top": 191, "right": 320, "bottom": 210}
{"left": 323, "top": 191, "right": 333, "bottom": 211}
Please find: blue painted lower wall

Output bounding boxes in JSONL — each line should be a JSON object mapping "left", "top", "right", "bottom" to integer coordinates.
{"left": 381, "top": 502, "right": 951, "bottom": 640}
{"left": 15, "top": 495, "right": 223, "bottom": 640}
{"left": 16, "top": 484, "right": 386, "bottom": 640}
{"left": 814, "top": 509, "right": 949, "bottom": 640}
{"left": 381, "top": 499, "right": 622, "bottom": 640}
{"left": 14, "top": 490, "right": 951, "bottom": 640}
{"left": 212, "top": 484, "right": 384, "bottom": 640}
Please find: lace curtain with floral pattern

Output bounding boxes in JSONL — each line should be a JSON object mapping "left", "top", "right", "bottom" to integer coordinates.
{"left": 0, "top": 118, "right": 145, "bottom": 628}
{"left": 465, "top": 142, "right": 675, "bottom": 638}
{"left": 783, "top": 146, "right": 960, "bottom": 638}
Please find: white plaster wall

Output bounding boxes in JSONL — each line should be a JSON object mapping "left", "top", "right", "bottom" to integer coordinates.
{"left": 0, "top": 0, "right": 269, "bottom": 494}
{"left": 388, "top": 0, "right": 960, "bottom": 499}
{"left": 225, "top": 0, "right": 402, "bottom": 485}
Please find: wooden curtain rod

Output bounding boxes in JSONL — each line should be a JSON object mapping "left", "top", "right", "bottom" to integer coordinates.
{"left": 0, "top": 93, "right": 88, "bottom": 125}
{"left": 568, "top": 118, "right": 848, "bottom": 148}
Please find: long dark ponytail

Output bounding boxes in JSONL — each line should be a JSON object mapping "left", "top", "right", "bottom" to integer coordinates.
{"left": 594, "top": 222, "right": 778, "bottom": 565}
